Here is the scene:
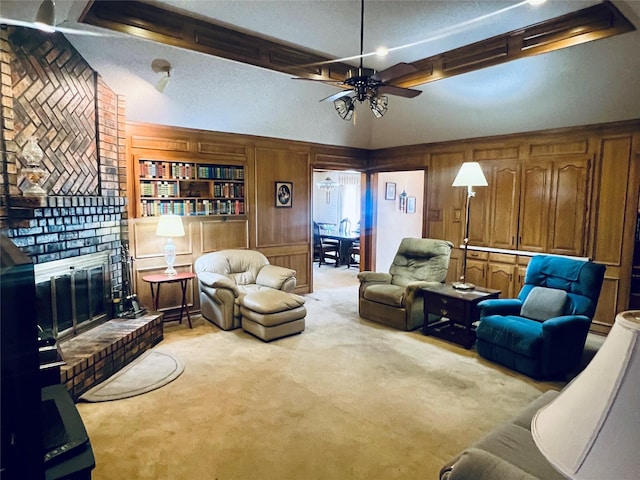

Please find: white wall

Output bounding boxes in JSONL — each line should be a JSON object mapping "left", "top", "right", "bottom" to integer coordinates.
{"left": 313, "top": 171, "right": 360, "bottom": 230}
{"left": 376, "top": 171, "right": 424, "bottom": 271}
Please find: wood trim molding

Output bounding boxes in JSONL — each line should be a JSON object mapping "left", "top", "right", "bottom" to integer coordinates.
{"left": 79, "top": 0, "right": 350, "bottom": 81}
{"left": 80, "top": 1, "right": 634, "bottom": 88}
{"left": 392, "top": 2, "right": 636, "bottom": 89}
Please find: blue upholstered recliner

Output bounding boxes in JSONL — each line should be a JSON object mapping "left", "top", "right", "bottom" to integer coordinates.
{"left": 475, "top": 255, "right": 606, "bottom": 380}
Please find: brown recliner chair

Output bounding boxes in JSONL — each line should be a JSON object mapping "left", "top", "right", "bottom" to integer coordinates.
{"left": 357, "top": 238, "right": 453, "bottom": 331}
{"left": 194, "top": 250, "right": 297, "bottom": 330}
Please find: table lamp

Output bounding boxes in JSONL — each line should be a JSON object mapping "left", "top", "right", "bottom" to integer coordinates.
{"left": 155, "top": 214, "right": 185, "bottom": 275}
{"left": 451, "top": 161, "right": 487, "bottom": 290}
{"left": 532, "top": 310, "right": 640, "bottom": 479}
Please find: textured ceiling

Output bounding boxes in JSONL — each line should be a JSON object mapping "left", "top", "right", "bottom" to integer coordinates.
{"left": 3, "top": 0, "right": 640, "bottom": 149}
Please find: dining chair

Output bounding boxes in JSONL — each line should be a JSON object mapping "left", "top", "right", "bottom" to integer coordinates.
{"left": 348, "top": 238, "right": 360, "bottom": 268}
{"left": 313, "top": 222, "right": 339, "bottom": 267}
{"left": 339, "top": 218, "right": 351, "bottom": 235}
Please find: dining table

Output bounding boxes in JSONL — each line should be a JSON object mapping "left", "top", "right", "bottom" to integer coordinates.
{"left": 320, "top": 231, "right": 360, "bottom": 266}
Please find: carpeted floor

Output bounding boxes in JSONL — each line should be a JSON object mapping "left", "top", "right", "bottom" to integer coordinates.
{"left": 77, "top": 267, "right": 565, "bottom": 479}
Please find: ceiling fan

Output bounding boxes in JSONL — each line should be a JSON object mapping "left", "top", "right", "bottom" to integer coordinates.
{"left": 295, "top": 0, "right": 422, "bottom": 121}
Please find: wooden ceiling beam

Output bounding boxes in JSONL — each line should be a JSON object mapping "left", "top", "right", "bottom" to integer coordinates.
{"left": 79, "top": 1, "right": 634, "bottom": 88}
{"left": 390, "top": 1, "right": 635, "bottom": 89}
{"left": 79, "top": 0, "right": 352, "bottom": 81}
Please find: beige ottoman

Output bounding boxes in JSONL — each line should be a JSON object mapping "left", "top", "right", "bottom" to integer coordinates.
{"left": 239, "top": 290, "right": 306, "bottom": 341}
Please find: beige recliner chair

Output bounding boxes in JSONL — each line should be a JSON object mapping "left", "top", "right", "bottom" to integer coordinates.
{"left": 194, "top": 250, "right": 297, "bottom": 330}
{"left": 358, "top": 238, "right": 453, "bottom": 331}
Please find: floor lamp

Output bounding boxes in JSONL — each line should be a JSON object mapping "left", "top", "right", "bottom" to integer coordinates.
{"left": 452, "top": 162, "right": 487, "bottom": 290}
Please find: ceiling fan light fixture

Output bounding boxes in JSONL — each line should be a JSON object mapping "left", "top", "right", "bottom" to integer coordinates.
{"left": 151, "top": 58, "right": 172, "bottom": 93}
{"left": 334, "top": 96, "right": 355, "bottom": 121}
{"left": 369, "top": 95, "right": 388, "bottom": 118}
{"left": 34, "top": 0, "right": 56, "bottom": 32}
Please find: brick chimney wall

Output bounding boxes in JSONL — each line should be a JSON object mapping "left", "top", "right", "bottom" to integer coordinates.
{"left": 0, "top": 26, "right": 128, "bottom": 293}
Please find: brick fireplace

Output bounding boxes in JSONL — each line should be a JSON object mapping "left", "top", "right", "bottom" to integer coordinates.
{"left": 0, "top": 26, "right": 163, "bottom": 399}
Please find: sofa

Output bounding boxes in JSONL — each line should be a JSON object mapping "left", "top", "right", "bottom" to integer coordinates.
{"left": 194, "top": 249, "right": 297, "bottom": 330}
{"left": 357, "top": 238, "right": 453, "bottom": 330}
{"left": 440, "top": 390, "right": 565, "bottom": 480}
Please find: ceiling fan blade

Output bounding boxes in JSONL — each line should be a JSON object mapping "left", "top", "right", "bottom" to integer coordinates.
{"left": 371, "top": 62, "right": 418, "bottom": 84}
{"left": 319, "top": 89, "right": 353, "bottom": 103}
{"left": 292, "top": 77, "right": 344, "bottom": 87}
{"left": 377, "top": 85, "right": 422, "bottom": 98}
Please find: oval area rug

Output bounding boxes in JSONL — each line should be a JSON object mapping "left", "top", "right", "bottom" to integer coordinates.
{"left": 80, "top": 350, "right": 184, "bottom": 402}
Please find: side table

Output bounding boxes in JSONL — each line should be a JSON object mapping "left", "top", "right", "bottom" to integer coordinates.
{"left": 419, "top": 283, "right": 500, "bottom": 349}
{"left": 142, "top": 272, "right": 196, "bottom": 328}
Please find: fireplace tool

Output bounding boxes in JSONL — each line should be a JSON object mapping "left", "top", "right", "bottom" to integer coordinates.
{"left": 118, "top": 243, "right": 146, "bottom": 318}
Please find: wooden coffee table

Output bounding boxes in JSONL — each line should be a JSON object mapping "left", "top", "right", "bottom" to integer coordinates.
{"left": 419, "top": 283, "right": 500, "bottom": 349}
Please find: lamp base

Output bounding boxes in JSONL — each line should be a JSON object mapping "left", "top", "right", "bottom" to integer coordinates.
{"left": 452, "top": 281, "right": 476, "bottom": 291}
{"left": 163, "top": 265, "right": 177, "bottom": 276}
{"left": 162, "top": 238, "right": 177, "bottom": 275}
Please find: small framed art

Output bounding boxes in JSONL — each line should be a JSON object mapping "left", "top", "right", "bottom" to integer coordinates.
{"left": 407, "top": 196, "right": 416, "bottom": 214}
{"left": 275, "top": 181, "right": 293, "bottom": 208}
{"left": 385, "top": 182, "right": 396, "bottom": 200}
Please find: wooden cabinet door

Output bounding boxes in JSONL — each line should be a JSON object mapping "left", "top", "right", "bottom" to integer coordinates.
{"left": 547, "top": 157, "right": 590, "bottom": 256}
{"left": 488, "top": 160, "right": 519, "bottom": 249}
{"left": 516, "top": 265, "right": 527, "bottom": 296}
{"left": 487, "top": 262, "right": 517, "bottom": 298}
{"left": 519, "top": 162, "right": 552, "bottom": 252}
{"left": 467, "top": 163, "right": 491, "bottom": 247}
{"left": 465, "top": 259, "right": 487, "bottom": 288}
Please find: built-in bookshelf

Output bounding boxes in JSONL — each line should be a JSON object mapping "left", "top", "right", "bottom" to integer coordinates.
{"left": 137, "top": 159, "right": 245, "bottom": 217}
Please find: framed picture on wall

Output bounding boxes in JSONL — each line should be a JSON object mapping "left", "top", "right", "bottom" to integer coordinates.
{"left": 407, "top": 196, "right": 416, "bottom": 214}
{"left": 385, "top": 182, "right": 396, "bottom": 200}
{"left": 275, "top": 181, "right": 293, "bottom": 208}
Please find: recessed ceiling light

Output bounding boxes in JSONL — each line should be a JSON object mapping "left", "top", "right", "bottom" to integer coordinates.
{"left": 528, "top": 0, "right": 547, "bottom": 6}
{"left": 375, "top": 47, "right": 389, "bottom": 57}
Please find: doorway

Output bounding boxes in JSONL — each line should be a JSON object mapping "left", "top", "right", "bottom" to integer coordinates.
{"left": 312, "top": 170, "right": 362, "bottom": 288}
{"left": 313, "top": 170, "right": 361, "bottom": 231}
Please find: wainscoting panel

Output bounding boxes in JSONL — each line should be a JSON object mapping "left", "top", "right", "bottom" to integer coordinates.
{"left": 199, "top": 218, "right": 249, "bottom": 253}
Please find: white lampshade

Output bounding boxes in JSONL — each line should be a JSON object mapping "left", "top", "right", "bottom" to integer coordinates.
{"left": 155, "top": 214, "right": 185, "bottom": 238}
{"left": 452, "top": 162, "right": 488, "bottom": 187}
{"left": 531, "top": 310, "right": 640, "bottom": 480}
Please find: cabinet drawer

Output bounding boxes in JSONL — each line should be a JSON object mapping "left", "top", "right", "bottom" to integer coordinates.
{"left": 425, "top": 293, "right": 465, "bottom": 318}
{"left": 489, "top": 252, "right": 516, "bottom": 264}
{"left": 467, "top": 250, "right": 488, "bottom": 260}
{"left": 517, "top": 255, "right": 532, "bottom": 266}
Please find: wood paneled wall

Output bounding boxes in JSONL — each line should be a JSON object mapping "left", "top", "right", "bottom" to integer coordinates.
{"left": 370, "top": 120, "right": 640, "bottom": 333}
{"left": 126, "top": 120, "right": 639, "bottom": 333}
{"left": 126, "top": 122, "right": 367, "bottom": 318}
